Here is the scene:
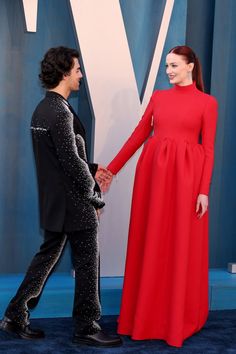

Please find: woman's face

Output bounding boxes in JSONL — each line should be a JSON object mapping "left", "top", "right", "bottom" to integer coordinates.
{"left": 165, "top": 53, "right": 194, "bottom": 86}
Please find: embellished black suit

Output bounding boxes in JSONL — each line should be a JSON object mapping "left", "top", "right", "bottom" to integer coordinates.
{"left": 5, "top": 91, "right": 104, "bottom": 334}
{"left": 31, "top": 91, "right": 104, "bottom": 231}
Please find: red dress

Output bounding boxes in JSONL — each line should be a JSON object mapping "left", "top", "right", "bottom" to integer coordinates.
{"left": 107, "top": 83, "right": 218, "bottom": 347}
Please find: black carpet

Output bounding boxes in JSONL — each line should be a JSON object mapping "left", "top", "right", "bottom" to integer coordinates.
{"left": 0, "top": 310, "right": 236, "bottom": 353}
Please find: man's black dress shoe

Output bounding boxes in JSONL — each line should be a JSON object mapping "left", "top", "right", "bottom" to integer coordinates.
{"left": 0, "top": 316, "right": 45, "bottom": 340}
{"left": 73, "top": 330, "right": 122, "bottom": 347}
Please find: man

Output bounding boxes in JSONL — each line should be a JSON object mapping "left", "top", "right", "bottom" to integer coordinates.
{"left": 0, "top": 46, "right": 121, "bottom": 347}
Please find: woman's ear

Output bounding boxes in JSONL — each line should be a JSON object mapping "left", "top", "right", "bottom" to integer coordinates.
{"left": 188, "top": 62, "right": 194, "bottom": 73}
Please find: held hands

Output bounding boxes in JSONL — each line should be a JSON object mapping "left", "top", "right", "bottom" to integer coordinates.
{"left": 196, "top": 194, "right": 208, "bottom": 218}
{"left": 95, "top": 165, "right": 113, "bottom": 193}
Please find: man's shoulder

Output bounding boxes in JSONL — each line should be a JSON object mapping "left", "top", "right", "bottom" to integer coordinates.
{"left": 33, "top": 95, "right": 51, "bottom": 113}
{"left": 33, "top": 94, "right": 61, "bottom": 114}
{"left": 31, "top": 93, "right": 73, "bottom": 130}
{"left": 31, "top": 96, "right": 56, "bottom": 129}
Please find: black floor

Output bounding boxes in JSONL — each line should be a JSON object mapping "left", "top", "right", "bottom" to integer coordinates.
{"left": 0, "top": 311, "right": 236, "bottom": 353}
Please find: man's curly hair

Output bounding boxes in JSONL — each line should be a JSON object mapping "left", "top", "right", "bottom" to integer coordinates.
{"left": 39, "top": 46, "right": 79, "bottom": 89}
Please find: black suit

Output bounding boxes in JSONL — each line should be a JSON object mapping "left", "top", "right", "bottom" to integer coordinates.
{"left": 4, "top": 91, "right": 104, "bottom": 334}
{"left": 31, "top": 91, "right": 104, "bottom": 231}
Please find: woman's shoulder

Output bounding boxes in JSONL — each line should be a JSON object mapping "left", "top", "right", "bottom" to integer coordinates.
{"left": 196, "top": 89, "right": 218, "bottom": 106}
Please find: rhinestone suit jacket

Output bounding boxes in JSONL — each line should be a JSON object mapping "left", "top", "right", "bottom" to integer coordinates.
{"left": 31, "top": 91, "right": 104, "bottom": 232}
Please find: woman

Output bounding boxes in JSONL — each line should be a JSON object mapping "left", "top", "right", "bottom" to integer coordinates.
{"left": 105, "top": 46, "right": 218, "bottom": 347}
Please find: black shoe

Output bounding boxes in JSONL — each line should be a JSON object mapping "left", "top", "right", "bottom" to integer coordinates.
{"left": 73, "top": 330, "right": 122, "bottom": 347}
{"left": 0, "top": 316, "right": 45, "bottom": 340}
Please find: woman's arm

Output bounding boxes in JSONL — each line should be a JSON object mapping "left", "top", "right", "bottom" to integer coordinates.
{"left": 199, "top": 95, "right": 218, "bottom": 195}
{"left": 107, "top": 93, "right": 155, "bottom": 175}
{"left": 196, "top": 95, "right": 218, "bottom": 218}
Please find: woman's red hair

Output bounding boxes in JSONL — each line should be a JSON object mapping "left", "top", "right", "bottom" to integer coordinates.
{"left": 169, "top": 45, "right": 204, "bottom": 92}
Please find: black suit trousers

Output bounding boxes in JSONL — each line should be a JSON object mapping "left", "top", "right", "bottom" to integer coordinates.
{"left": 5, "top": 228, "right": 101, "bottom": 333}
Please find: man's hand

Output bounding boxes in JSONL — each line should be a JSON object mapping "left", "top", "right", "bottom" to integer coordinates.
{"left": 95, "top": 165, "right": 113, "bottom": 193}
{"left": 196, "top": 194, "right": 208, "bottom": 218}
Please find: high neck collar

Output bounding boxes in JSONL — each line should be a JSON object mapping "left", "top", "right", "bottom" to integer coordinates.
{"left": 173, "top": 82, "right": 197, "bottom": 92}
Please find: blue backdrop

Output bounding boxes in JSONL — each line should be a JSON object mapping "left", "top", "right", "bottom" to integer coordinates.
{"left": 209, "top": 0, "right": 236, "bottom": 266}
{"left": 0, "top": 0, "right": 79, "bottom": 273}
{"left": 186, "top": 0, "right": 236, "bottom": 267}
{"left": 0, "top": 0, "right": 235, "bottom": 274}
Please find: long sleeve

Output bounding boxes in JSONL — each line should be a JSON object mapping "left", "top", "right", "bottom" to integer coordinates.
{"left": 88, "top": 163, "right": 98, "bottom": 177}
{"left": 199, "top": 96, "right": 218, "bottom": 195}
{"left": 88, "top": 162, "right": 105, "bottom": 209}
{"left": 50, "top": 105, "right": 95, "bottom": 197}
{"left": 107, "top": 94, "right": 155, "bottom": 175}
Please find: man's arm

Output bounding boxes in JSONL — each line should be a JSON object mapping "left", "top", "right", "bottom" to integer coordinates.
{"left": 50, "top": 104, "right": 95, "bottom": 196}
{"left": 88, "top": 163, "right": 98, "bottom": 177}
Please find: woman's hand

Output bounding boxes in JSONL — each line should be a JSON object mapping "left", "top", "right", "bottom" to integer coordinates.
{"left": 95, "top": 165, "right": 113, "bottom": 193}
{"left": 196, "top": 194, "right": 208, "bottom": 218}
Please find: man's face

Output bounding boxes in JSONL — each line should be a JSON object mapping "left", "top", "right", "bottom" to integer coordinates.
{"left": 65, "top": 58, "right": 83, "bottom": 91}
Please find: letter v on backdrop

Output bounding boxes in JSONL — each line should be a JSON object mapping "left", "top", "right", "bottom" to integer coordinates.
{"left": 21, "top": 0, "right": 184, "bottom": 276}
{"left": 69, "top": 0, "right": 174, "bottom": 277}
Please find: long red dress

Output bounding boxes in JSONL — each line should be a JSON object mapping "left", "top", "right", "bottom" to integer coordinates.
{"left": 107, "top": 83, "right": 218, "bottom": 347}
